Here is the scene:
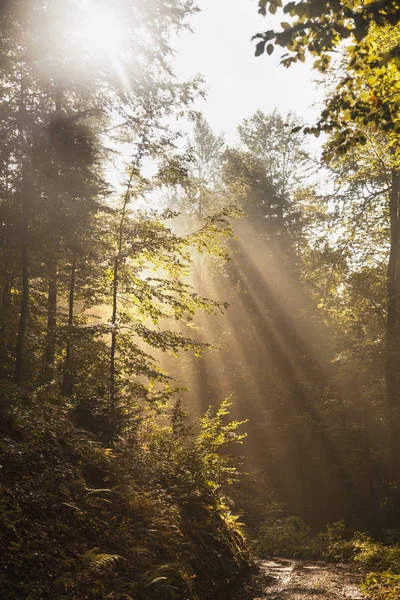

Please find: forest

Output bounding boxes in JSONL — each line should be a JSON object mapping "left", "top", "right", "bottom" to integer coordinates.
{"left": 2, "top": 1, "right": 400, "bottom": 599}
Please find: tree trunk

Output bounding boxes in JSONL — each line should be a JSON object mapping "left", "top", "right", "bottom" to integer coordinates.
{"left": 108, "top": 255, "right": 119, "bottom": 444}
{"left": 0, "top": 275, "right": 13, "bottom": 370}
{"left": 44, "top": 258, "right": 57, "bottom": 382}
{"left": 44, "top": 85, "right": 64, "bottom": 383}
{"left": 107, "top": 167, "right": 136, "bottom": 445}
{"left": 294, "top": 426, "right": 306, "bottom": 520}
{"left": 14, "top": 73, "right": 31, "bottom": 384}
{"left": 61, "top": 255, "right": 77, "bottom": 396}
{"left": 386, "top": 168, "right": 400, "bottom": 523}
{"left": 14, "top": 162, "right": 29, "bottom": 384}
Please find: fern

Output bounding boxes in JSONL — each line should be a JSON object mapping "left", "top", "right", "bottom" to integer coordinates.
{"left": 82, "top": 548, "right": 124, "bottom": 571}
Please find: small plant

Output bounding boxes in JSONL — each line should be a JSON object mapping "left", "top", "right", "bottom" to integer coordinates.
{"left": 323, "top": 520, "right": 355, "bottom": 562}
{"left": 352, "top": 536, "right": 400, "bottom": 571}
{"left": 362, "top": 572, "right": 400, "bottom": 600}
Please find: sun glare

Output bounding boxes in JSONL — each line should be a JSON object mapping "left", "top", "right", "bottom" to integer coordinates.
{"left": 80, "top": 0, "right": 122, "bottom": 56}
{"left": 76, "top": 0, "right": 132, "bottom": 91}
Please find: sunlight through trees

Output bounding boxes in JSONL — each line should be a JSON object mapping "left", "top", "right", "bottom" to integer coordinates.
{"left": 3, "top": 1, "right": 400, "bottom": 599}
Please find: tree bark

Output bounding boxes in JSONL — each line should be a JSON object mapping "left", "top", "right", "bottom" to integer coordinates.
{"left": 44, "top": 258, "right": 57, "bottom": 382}
{"left": 0, "top": 274, "right": 13, "bottom": 371}
{"left": 107, "top": 166, "right": 136, "bottom": 445}
{"left": 43, "top": 85, "right": 64, "bottom": 383}
{"left": 14, "top": 162, "right": 29, "bottom": 384}
{"left": 61, "top": 255, "right": 77, "bottom": 396}
{"left": 108, "top": 255, "right": 119, "bottom": 442}
{"left": 386, "top": 168, "right": 400, "bottom": 522}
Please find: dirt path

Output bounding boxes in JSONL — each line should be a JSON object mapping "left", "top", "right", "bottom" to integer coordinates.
{"left": 243, "top": 558, "right": 366, "bottom": 600}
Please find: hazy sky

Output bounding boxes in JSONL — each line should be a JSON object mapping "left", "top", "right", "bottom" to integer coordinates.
{"left": 173, "top": 0, "right": 324, "bottom": 143}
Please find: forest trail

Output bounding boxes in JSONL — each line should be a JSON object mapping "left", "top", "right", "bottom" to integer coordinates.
{"left": 244, "top": 558, "right": 365, "bottom": 600}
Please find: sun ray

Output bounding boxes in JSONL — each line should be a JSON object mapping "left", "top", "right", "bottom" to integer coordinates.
{"left": 79, "top": 0, "right": 132, "bottom": 92}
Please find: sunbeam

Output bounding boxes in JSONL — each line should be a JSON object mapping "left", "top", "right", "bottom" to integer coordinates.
{"left": 1, "top": 1, "right": 397, "bottom": 595}
{"left": 79, "top": 0, "right": 132, "bottom": 91}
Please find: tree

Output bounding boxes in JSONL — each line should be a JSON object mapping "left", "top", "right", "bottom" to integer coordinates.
{"left": 168, "top": 111, "right": 360, "bottom": 528}
{"left": 103, "top": 154, "right": 235, "bottom": 442}
{"left": 253, "top": 0, "right": 400, "bottom": 526}
{"left": 168, "top": 114, "right": 226, "bottom": 221}
{"left": 0, "top": 0, "right": 201, "bottom": 385}
{"left": 254, "top": 0, "right": 400, "bottom": 67}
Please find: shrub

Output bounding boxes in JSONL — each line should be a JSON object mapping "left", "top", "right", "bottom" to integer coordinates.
{"left": 322, "top": 520, "right": 355, "bottom": 562}
{"left": 0, "top": 389, "right": 251, "bottom": 599}
{"left": 254, "top": 516, "right": 312, "bottom": 557}
{"left": 362, "top": 572, "right": 400, "bottom": 600}
{"left": 353, "top": 536, "right": 400, "bottom": 572}
{"left": 254, "top": 518, "right": 359, "bottom": 561}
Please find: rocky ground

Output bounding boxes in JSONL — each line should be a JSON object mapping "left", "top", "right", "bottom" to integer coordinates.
{"left": 235, "top": 558, "right": 366, "bottom": 600}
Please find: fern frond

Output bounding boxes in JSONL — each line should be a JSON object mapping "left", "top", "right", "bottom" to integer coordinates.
{"left": 82, "top": 547, "right": 125, "bottom": 571}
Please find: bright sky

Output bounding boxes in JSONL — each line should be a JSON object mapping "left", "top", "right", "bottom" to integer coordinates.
{"left": 173, "top": 0, "right": 324, "bottom": 144}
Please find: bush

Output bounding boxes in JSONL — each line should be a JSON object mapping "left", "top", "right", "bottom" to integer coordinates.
{"left": 349, "top": 535, "right": 400, "bottom": 600}
{"left": 254, "top": 517, "right": 359, "bottom": 561}
{"left": 322, "top": 520, "right": 355, "bottom": 562}
{"left": 362, "top": 572, "right": 400, "bottom": 600}
{"left": 353, "top": 535, "right": 400, "bottom": 572}
{"left": 254, "top": 516, "right": 313, "bottom": 558}
{"left": 0, "top": 389, "right": 251, "bottom": 600}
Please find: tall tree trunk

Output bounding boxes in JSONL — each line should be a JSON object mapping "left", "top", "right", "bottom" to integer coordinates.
{"left": 0, "top": 274, "right": 13, "bottom": 371}
{"left": 293, "top": 425, "right": 306, "bottom": 520}
{"left": 44, "top": 258, "right": 57, "bottom": 381}
{"left": 108, "top": 255, "right": 119, "bottom": 444}
{"left": 14, "top": 162, "right": 29, "bottom": 384}
{"left": 61, "top": 255, "right": 77, "bottom": 396}
{"left": 386, "top": 168, "right": 400, "bottom": 523}
{"left": 14, "top": 72, "right": 32, "bottom": 384}
{"left": 107, "top": 168, "right": 135, "bottom": 445}
{"left": 44, "top": 85, "right": 63, "bottom": 383}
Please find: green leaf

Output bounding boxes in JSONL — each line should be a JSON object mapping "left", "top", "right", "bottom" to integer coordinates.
{"left": 283, "top": 1, "right": 296, "bottom": 14}
{"left": 255, "top": 41, "right": 266, "bottom": 56}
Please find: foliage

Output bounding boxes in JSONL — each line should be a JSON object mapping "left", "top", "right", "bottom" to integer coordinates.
{"left": 322, "top": 521, "right": 356, "bottom": 562}
{"left": 169, "top": 114, "right": 228, "bottom": 221}
{"left": 249, "top": 0, "right": 400, "bottom": 534}
{"left": 253, "top": 2, "right": 400, "bottom": 162}
{"left": 0, "top": 5, "right": 255, "bottom": 598}
{"left": 170, "top": 107, "right": 391, "bottom": 533}
{"left": 362, "top": 571, "right": 400, "bottom": 600}
{"left": 0, "top": 0, "right": 242, "bottom": 444}
{"left": 352, "top": 536, "right": 400, "bottom": 600}
{"left": 254, "top": 0, "right": 400, "bottom": 67}
{"left": 254, "top": 516, "right": 314, "bottom": 557}
{"left": 254, "top": 518, "right": 356, "bottom": 560}
{"left": 352, "top": 535, "right": 400, "bottom": 571}
{"left": 0, "top": 387, "right": 251, "bottom": 600}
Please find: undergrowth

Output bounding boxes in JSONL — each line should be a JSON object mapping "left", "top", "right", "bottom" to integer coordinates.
{"left": 0, "top": 386, "right": 251, "bottom": 600}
